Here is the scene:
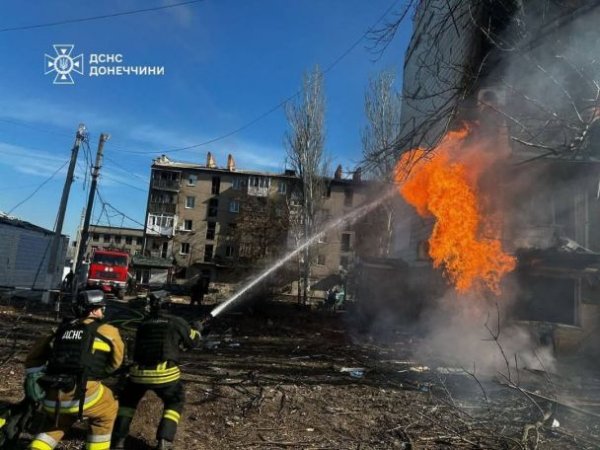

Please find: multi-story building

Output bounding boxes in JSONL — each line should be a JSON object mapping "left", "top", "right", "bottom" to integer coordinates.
{"left": 144, "top": 153, "right": 386, "bottom": 287}
{"left": 145, "top": 153, "right": 296, "bottom": 282}
{"left": 84, "top": 225, "right": 144, "bottom": 259}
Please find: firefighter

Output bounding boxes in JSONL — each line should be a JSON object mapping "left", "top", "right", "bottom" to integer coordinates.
{"left": 111, "top": 291, "right": 202, "bottom": 450}
{"left": 24, "top": 290, "right": 125, "bottom": 450}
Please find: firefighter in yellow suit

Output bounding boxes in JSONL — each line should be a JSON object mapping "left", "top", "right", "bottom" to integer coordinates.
{"left": 24, "top": 291, "right": 124, "bottom": 450}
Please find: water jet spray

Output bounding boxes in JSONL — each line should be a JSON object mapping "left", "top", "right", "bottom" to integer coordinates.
{"left": 208, "top": 186, "right": 397, "bottom": 319}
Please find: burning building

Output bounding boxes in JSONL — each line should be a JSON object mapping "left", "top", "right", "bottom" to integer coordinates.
{"left": 364, "top": 0, "right": 600, "bottom": 355}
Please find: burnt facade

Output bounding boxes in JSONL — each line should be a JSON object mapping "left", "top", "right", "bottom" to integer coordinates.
{"left": 387, "top": 0, "right": 600, "bottom": 344}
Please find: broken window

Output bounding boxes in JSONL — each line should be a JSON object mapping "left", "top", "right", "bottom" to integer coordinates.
{"left": 344, "top": 188, "right": 353, "bottom": 207}
{"left": 232, "top": 177, "right": 245, "bottom": 190}
{"left": 341, "top": 233, "right": 351, "bottom": 252}
{"left": 206, "top": 222, "right": 216, "bottom": 240}
{"left": 208, "top": 198, "right": 219, "bottom": 217}
{"left": 212, "top": 176, "right": 221, "bottom": 195}
{"left": 204, "top": 244, "right": 214, "bottom": 262}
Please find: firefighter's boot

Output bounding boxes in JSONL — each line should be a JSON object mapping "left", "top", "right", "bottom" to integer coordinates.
{"left": 157, "top": 439, "right": 174, "bottom": 450}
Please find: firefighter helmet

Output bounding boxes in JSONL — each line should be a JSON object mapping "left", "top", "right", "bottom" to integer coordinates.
{"left": 147, "top": 290, "right": 170, "bottom": 313}
{"left": 77, "top": 290, "right": 107, "bottom": 312}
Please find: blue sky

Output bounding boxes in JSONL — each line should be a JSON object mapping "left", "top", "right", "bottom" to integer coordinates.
{"left": 0, "top": 0, "right": 412, "bottom": 239}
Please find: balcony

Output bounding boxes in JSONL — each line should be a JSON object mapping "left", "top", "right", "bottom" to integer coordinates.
{"left": 149, "top": 202, "right": 177, "bottom": 214}
{"left": 146, "top": 225, "right": 175, "bottom": 237}
{"left": 151, "top": 178, "right": 180, "bottom": 191}
{"left": 146, "top": 214, "right": 177, "bottom": 237}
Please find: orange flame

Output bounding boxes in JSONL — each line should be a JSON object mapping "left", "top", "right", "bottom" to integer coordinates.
{"left": 395, "top": 126, "right": 515, "bottom": 294}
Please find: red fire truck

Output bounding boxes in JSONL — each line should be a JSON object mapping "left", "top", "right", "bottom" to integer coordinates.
{"left": 87, "top": 249, "right": 130, "bottom": 299}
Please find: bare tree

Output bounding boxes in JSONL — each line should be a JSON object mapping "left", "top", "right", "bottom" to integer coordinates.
{"left": 232, "top": 195, "right": 289, "bottom": 267}
{"left": 363, "top": 70, "right": 403, "bottom": 176}
{"left": 285, "top": 66, "right": 328, "bottom": 304}
{"left": 366, "top": 0, "right": 600, "bottom": 165}
{"left": 362, "top": 70, "right": 404, "bottom": 256}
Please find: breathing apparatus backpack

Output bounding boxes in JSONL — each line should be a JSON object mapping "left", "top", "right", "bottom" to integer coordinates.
{"left": 134, "top": 316, "right": 170, "bottom": 366}
{"left": 39, "top": 319, "right": 103, "bottom": 422}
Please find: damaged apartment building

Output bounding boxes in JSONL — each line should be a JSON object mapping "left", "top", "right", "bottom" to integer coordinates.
{"left": 369, "top": 0, "right": 600, "bottom": 350}
{"left": 143, "top": 152, "right": 384, "bottom": 290}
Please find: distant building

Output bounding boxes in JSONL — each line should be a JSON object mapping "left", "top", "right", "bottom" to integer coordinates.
{"left": 83, "top": 224, "right": 144, "bottom": 259}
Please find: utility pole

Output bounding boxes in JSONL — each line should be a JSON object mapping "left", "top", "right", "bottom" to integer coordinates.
{"left": 72, "top": 208, "right": 86, "bottom": 270}
{"left": 43, "top": 124, "right": 87, "bottom": 304}
{"left": 73, "top": 133, "right": 110, "bottom": 298}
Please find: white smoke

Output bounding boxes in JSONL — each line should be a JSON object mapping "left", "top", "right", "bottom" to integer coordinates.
{"left": 416, "top": 290, "right": 556, "bottom": 376}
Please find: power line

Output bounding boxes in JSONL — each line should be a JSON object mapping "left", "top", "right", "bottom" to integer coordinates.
{"left": 97, "top": 188, "right": 146, "bottom": 228}
{"left": 0, "top": 0, "right": 405, "bottom": 171}
{"left": 103, "top": 155, "right": 149, "bottom": 182}
{"left": 7, "top": 159, "right": 70, "bottom": 214}
{"left": 0, "top": 0, "right": 206, "bottom": 33}
{"left": 0, "top": 117, "right": 74, "bottom": 138}
{"left": 102, "top": 173, "right": 148, "bottom": 193}
{"left": 0, "top": 182, "right": 59, "bottom": 192}
{"left": 95, "top": 190, "right": 112, "bottom": 228}
{"left": 112, "top": 0, "right": 405, "bottom": 156}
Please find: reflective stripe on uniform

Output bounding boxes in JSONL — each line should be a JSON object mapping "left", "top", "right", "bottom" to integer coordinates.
{"left": 92, "top": 338, "right": 111, "bottom": 353}
{"left": 86, "top": 441, "right": 110, "bottom": 450}
{"left": 189, "top": 329, "right": 199, "bottom": 339}
{"left": 163, "top": 409, "right": 181, "bottom": 423}
{"left": 129, "top": 364, "right": 181, "bottom": 385}
{"left": 30, "top": 432, "right": 58, "bottom": 450}
{"left": 30, "top": 440, "right": 53, "bottom": 450}
{"left": 42, "top": 384, "right": 105, "bottom": 413}
{"left": 0, "top": 417, "right": 5, "bottom": 427}
{"left": 118, "top": 406, "right": 136, "bottom": 418}
{"left": 87, "top": 433, "right": 112, "bottom": 442}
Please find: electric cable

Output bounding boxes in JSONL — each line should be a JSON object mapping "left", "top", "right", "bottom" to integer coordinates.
{"left": 0, "top": 0, "right": 206, "bottom": 33}
{"left": 102, "top": 174, "right": 148, "bottom": 193}
{"left": 104, "top": 155, "right": 149, "bottom": 182}
{"left": 7, "top": 159, "right": 70, "bottom": 214}
{"left": 96, "top": 188, "right": 146, "bottom": 228}
{"left": 96, "top": 190, "right": 113, "bottom": 228}
{"left": 0, "top": 117, "right": 74, "bottom": 138}
{"left": 108, "top": 0, "right": 405, "bottom": 156}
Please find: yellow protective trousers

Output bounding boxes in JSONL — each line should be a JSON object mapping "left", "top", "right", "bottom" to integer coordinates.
{"left": 29, "top": 383, "right": 117, "bottom": 450}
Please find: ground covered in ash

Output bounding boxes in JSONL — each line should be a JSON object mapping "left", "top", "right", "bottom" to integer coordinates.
{"left": 1, "top": 296, "right": 600, "bottom": 449}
